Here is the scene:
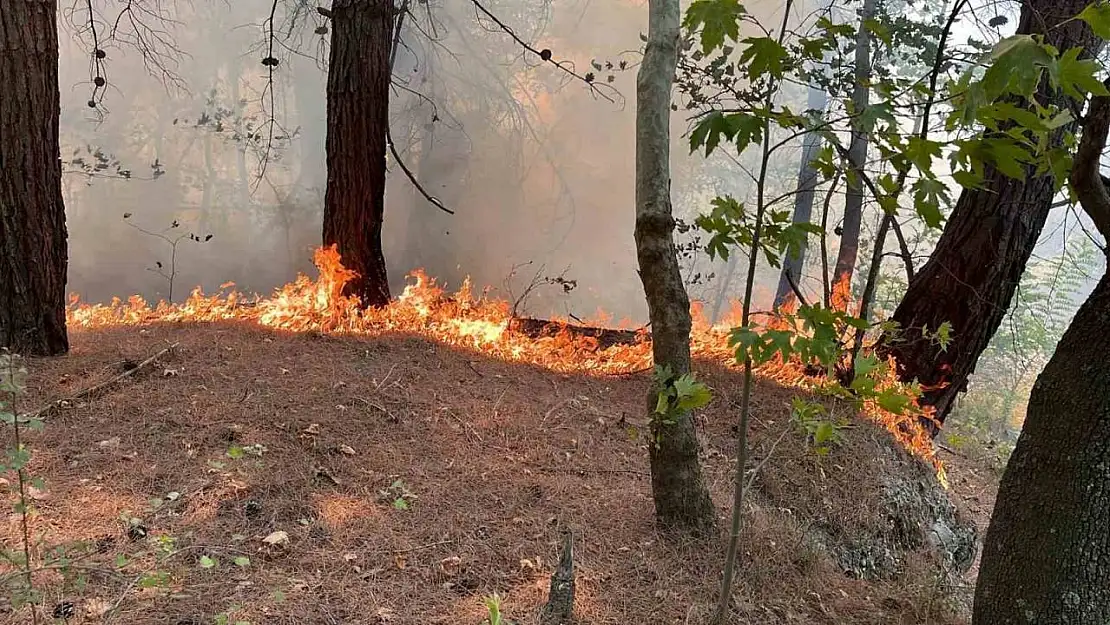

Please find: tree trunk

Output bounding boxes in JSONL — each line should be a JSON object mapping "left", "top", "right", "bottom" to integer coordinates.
{"left": 876, "top": 0, "right": 1102, "bottom": 433}
{"left": 322, "top": 0, "right": 394, "bottom": 307}
{"left": 774, "top": 81, "right": 827, "bottom": 308}
{"left": 635, "top": 0, "right": 716, "bottom": 535}
{"left": 832, "top": 0, "right": 874, "bottom": 295}
{"left": 0, "top": 0, "right": 69, "bottom": 356}
{"left": 774, "top": 0, "right": 833, "bottom": 309}
{"left": 972, "top": 267, "right": 1110, "bottom": 624}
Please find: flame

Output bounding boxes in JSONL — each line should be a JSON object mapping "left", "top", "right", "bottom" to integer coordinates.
{"left": 67, "top": 245, "right": 941, "bottom": 471}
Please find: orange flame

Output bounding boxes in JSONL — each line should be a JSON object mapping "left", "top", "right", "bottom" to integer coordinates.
{"left": 67, "top": 245, "right": 941, "bottom": 472}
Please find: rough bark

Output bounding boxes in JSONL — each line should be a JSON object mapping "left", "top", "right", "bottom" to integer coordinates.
{"left": 322, "top": 0, "right": 394, "bottom": 307}
{"left": 972, "top": 269, "right": 1110, "bottom": 624}
{"left": 878, "top": 0, "right": 1103, "bottom": 432}
{"left": 0, "top": 0, "right": 69, "bottom": 356}
{"left": 832, "top": 0, "right": 874, "bottom": 293}
{"left": 635, "top": 0, "right": 716, "bottom": 535}
{"left": 973, "top": 70, "right": 1110, "bottom": 625}
{"left": 774, "top": 81, "right": 827, "bottom": 308}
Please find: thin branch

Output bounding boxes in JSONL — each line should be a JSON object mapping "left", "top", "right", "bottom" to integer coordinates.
{"left": 1071, "top": 81, "right": 1110, "bottom": 243}
{"left": 20, "top": 343, "right": 180, "bottom": 422}
{"left": 467, "top": 0, "right": 622, "bottom": 105}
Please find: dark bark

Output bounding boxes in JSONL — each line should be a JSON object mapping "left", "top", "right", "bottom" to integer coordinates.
{"left": 322, "top": 0, "right": 394, "bottom": 308}
{"left": 972, "top": 268, "right": 1110, "bottom": 624}
{"left": 636, "top": 0, "right": 716, "bottom": 535}
{"left": 509, "top": 318, "right": 643, "bottom": 350}
{"left": 973, "top": 67, "right": 1110, "bottom": 625}
{"left": 0, "top": 0, "right": 69, "bottom": 356}
{"left": 877, "top": 0, "right": 1103, "bottom": 432}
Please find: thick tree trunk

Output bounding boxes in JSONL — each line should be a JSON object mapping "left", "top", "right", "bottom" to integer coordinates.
{"left": 322, "top": 0, "right": 394, "bottom": 307}
{"left": 878, "top": 0, "right": 1102, "bottom": 432}
{"left": 0, "top": 0, "right": 69, "bottom": 356}
{"left": 831, "top": 0, "right": 874, "bottom": 294}
{"left": 972, "top": 268, "right": 1110, "bottom": 624}
{"left": 635, "top": 0, "right": 716, "bottom": 535}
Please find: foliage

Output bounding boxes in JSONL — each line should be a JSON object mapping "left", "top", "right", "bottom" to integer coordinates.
{"left": 482, "top": 592, "right": 504, "bottom": 625}
{"left": 651, "top": 364, "right": 713, "bottom": 431}
{"left": 947, "top": 236, "right": 1105, "bottom": 452}
{"left": 790, "top": 398, "right": 847, "bottom": 456}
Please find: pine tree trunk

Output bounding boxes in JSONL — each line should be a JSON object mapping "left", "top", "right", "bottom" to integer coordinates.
{"left": 832, "top": 0, "right": 874, "bottom": 294}
{"left": 876, "top": 0, "right": 1102, "bottom": 432}
{"left": 972, "top": 267, "right": 1110, "bottom": 624}
{"left": 0, "top": 0, "right": 69, "bottom": 356}
{"left": 322, "top": 0, "right": 394, "bottom": 307}
{"left": 635, "top": 0, "right": 716, "bottom": 535}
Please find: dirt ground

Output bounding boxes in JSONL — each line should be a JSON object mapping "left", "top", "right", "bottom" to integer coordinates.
{"left": 2, "top": 322, "right": 999, "bottom": 624}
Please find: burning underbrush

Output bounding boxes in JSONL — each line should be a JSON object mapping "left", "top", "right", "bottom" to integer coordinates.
{"left": 5, "top": 320, "right": 978, "bottom": 623}
{"left": 67, "top": 246, "right": 940, "bottom": 470}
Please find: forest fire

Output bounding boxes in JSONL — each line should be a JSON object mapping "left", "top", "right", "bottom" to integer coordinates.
{"left": 66, "top": 245, "right": 939, "bottom": 470}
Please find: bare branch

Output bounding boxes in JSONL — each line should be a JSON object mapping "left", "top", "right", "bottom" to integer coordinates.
{"left": 1071, "top": 83, "right": 1110, "bottom": 245}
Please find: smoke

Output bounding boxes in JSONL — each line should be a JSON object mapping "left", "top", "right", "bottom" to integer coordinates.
{"left": 56, "top": 0, "right": 1096, "bottom": 326}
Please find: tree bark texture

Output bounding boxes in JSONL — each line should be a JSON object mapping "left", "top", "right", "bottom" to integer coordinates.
{"left": 972, "top": 268, "right": 1110, "bottom": 624}
{"left": 635, "top": 0, "right": 716, "bottom": 535}
{"left": 832, "top": 0, "right": 874, "bottom": 295}
{"left": 774, "top": 79, "right": 827, "bottom": 308}
{"left": 0, "top": 0, "right": 69, "bottom": 356}
{"left": 878, "top": 0, "right": 1103, "bottom": 432}
{"left": 322, "top": 0, "right": 394, "bottom": 307}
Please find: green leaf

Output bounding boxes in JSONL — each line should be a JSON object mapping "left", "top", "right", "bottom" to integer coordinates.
{"left": 392, "top": 497, "right": 410, "bottom": 511}
{"left": 226, "top": 446, "right": 245, "bottom": 460}
{"left": 1077, "top": 1, "right": 1110, "bottom": 40}
{"left": 1053, "top": 46, "right": 1109, "bottom": 100}
{"left": 877, "top": 388, "right": 912, "bottom": 415}
{"left": 199, "top": 555, "right": 217, "bottom": 569}
{"left": 911, "top": 178, "right": 949, "bottom": 228}
{"left": 684, "top": 0, "right": 746, "bottom": 54}
{"left": 115, "top": 553, "right": 129, "bottom": 568}
{"left": 739, "top": 37, "right": 790, "bottom": 81}
{"left": 672, "top": 374, "right": 713, "bottom": 412}
{"left": 233, "top": 556, "right": 251, "bottom": 567}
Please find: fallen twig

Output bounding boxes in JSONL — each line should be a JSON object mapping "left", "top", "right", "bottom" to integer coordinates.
{"left": 745, "top": 424, "right": 793, "bottom": 492}
{"left": 23, "top": 342, "right": 180, "bottom": 420}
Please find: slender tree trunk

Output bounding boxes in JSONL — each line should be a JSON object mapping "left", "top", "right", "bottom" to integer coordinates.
{"left": 322, "top": 0, "right": 394, "bottom": 307}
{"left": 635, "top": 0, "right": 716, "bottom": 535}
{"left": 877, "top": 0, "right": 1102, "bottom": 433}
{"left": 832, "top": 0, "right": 874, "bottom": 295}
{"left": 0, "top": 0, "right": 69, "bottom": 356}
{"left": 774, "top": 84, "right": 826, "bottom": 308}
{"left": 774, "top": 0, "right": 832, "bottom": 309}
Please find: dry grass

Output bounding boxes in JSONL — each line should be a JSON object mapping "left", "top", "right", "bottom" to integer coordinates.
{"left": 1, "top": 322, "right": 991, "bottom": 624}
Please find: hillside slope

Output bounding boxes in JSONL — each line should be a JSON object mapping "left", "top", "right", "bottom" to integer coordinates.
{"left": 2, "top": 323, "right": 983, "bottom": 624}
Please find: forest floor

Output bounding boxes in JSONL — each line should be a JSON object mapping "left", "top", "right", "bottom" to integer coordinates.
{"left": 2, "top": 322, "right": 1000, "bottom": 625}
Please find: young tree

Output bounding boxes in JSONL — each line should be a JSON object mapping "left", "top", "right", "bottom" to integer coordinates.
{"left": 635, "top": 0, "right": 716, "bottom": 535}
{"left": 831, "top": 0, "right": 875, "bottom": 292}
{"left": 0, "top": 0, "right": 69, "bottom": 356}
{"left": 877, "top": 0, "right": 1104, "bottom": 432}
{"left": 321, "top": 0, "right": 395, "bottom": 307}
{"left": 773, "top": 73, "right": 828, "bottom": 308}
{"left": 973, "top": 79, "right": 1110, "bottom": 625}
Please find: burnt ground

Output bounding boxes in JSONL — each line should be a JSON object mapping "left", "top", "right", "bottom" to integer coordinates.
{"left": 2, "top": 322, "right": 998, "bottom": 624}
